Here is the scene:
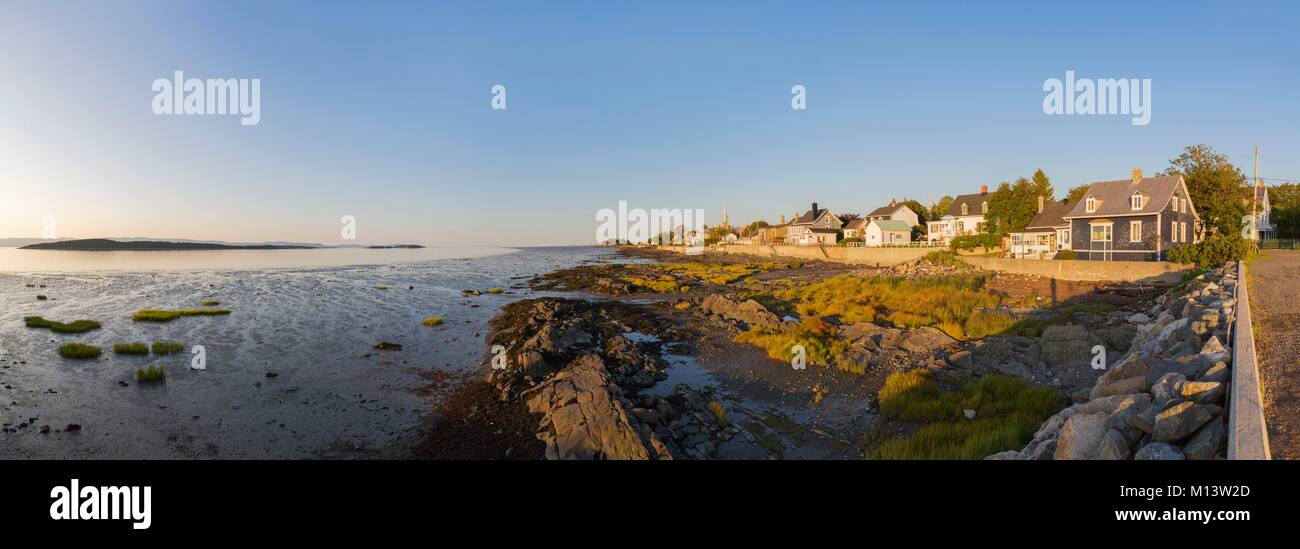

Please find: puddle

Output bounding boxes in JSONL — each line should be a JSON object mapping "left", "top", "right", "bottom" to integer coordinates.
{"left": 644, "top": 353, "right": 717, "bottom": 397}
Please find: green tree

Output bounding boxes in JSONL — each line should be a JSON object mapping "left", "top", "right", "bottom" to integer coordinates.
{"left": 1159, "top": 144, "right": 1247, "bottom": 237}
{"left": 930, "top": 196, "right": 954, "bottom": 221}
{"left": 898, "top": 199, "right": 930, "bottom": 222}
{"left": 1268, "top": 183, "right": 1300, "bottom": 239}
{"left": 1031, "top": 169, "right": 1054, "bottom": 201}
{"left": 985, "top": 178, "right": 1039, "bottom": 234}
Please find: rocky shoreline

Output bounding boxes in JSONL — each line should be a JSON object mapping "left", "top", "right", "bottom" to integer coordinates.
{"left": 990, "top": 264, "right": 1237, "bottom": 460}
{"left": 416, "top": 247, "right": 1181, "bottom": 460}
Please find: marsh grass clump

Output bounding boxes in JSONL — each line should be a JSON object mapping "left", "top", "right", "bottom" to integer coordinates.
{"left": 151, "top": 341, "right": 184, "bottom": 355}
{"left": 735, "top": 316, "right": 859, "bottom": 373}
{"left": 113, "top": 342, "right": 149, "bottom": 355}
{"left": 918, "top": 250, "right": 972, "bottom": 270}
{"left": 58, "top": 343, "right": 102, "bottom": 359}
{"left": 486, "top": 287, "right": 504, "bottom": 294}
{"left": 200, "top": 299, "right": 221, "bottom": 306}
{"left": 374, "top": 285, "right": 389, "bottom": 290}
{"left": 135, "top": 365, "right": 166, "bottom": 383}
{"left": 421, "top": 316, "right": 444, "bottom": 327}
{"left": 24, "top": 316, "right": 101, "bottom": 334}
{"left": 131, "top": 309, "right": 231, "bottom": 322}
{"left": 868, "top": 370, "right": 1064, "bottom": 460}
{"left": 36, "top": 295, "right": 48, "bottom": 300}
{"left": 707, "top": 400, "right": 730, "bottom": 427}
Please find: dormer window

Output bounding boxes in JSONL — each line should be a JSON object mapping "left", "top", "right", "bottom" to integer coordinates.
{"left": 1086, "top": 196, "right": 1097, "bottom": 213}
{"left": 981, "top": 202, "right": 988, "bottom": 214}
{"left": 961, "top": 203, "right": 969, "bottom": 216}
{"left": 1130, "top": 192, "right": 1144, "bottom": 210}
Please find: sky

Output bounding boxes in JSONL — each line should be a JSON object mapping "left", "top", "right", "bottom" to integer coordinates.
{"left": 1, "top": 0, "right": 1298, "bottom": 246}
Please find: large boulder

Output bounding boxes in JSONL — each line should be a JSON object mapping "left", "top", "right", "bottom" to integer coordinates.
{"left": 699, "top": 295, "right": 781, "bottom": 329}
{"left": 1181, "top": 381, "right": 1225, "bottom": 405}
{"left": 1184, "top": 417, "right": 1227, "bottom": 460}
{"left": 1152, "top": 402, "right": 1221, "bottom": 443}
{"left": 1096, "top": 429, "right": 1132, "bottom": 460}
{"left": 1039, "top": 325, "right": 1093, "bottom": 369}
{"left": 526, "top": 354, "right": 672, "bottom": 460}
{"left": 900, "top": 326, "right": 958, "bottom": 354}
{"left": 1054, "top": 413, "right": 1109, "bottom": 460}
{"left": 1135, "top": 442, "right": 1186, "bottom": 460}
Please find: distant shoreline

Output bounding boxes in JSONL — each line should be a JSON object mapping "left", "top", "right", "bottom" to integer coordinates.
{"left": 19, "top": 238, "right": 424, "bottom": 251}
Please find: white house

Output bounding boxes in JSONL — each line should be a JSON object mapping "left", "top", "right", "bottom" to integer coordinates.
{"left": 842, "top": 218, "right": 868, "bottom": 239}
{"left": 1009, "top": 196, "right": 1072, "bottom": 259}
{"left": 865, "top": 219, "right": 912, "bottom": 246}
{"left": 927, "top": 186, "right": 990, "bottom": 245}
{"left": 865, "top": 201, "right": 921, "bottom": 229}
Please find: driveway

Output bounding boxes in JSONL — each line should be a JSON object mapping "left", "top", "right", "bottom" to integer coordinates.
{"left": 1249, "top": 250, "right": 1300, "bottom": 459}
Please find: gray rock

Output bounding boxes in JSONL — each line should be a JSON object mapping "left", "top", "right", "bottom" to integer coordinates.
{"left": 1181, "top": 381, "right": 1225, "bottom": 405}
{"left": 1026, "top": 438, "right": 1058, "bottom": 460}
{"left": 947, "top": 350, "right": 973, "bottom": 368}
{"left": 1199, "top": 362, "right": 1230, "bottom": 384}
{"left": 1184, "top": 417, "right": 1226, "bottom": 460}
{"left": 1127, "top": 312, "right": 1152, "bottom": 324}
{"left": 1055, "top": 413, "right": 1108, "bottom": 460}
{"left": 1134, "top": 442, "right": 1185, "bottom": 460}
{"left": 699, "top": 295, "right": 781, "bottom": 329}
{"left": 1097, "top": 428, "right": 1132, "bottom": 460}
{"left": 900, "top": 326, "right": 958, "bottom": 354}
{"left": 1039, "top": 325, "right": 1093, "bottom": 369}
{"left": 1150, "top": 373, "right": 1187, "bottom": 406}
{"left": 985, "top": 450, "right": 1029, "bottom": 460}
{"left": 1153, "top": 401, "right": 1221, "bottom": 443}
{"left": 994, "top": 361, "right": 1035, "bottom": 380}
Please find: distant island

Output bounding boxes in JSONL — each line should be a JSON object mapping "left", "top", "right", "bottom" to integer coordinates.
{"left": 21, "top": 239, "right": 317, "bottom": 251}
{"left": 18, "top": 238, "right": 427, "bottom": 251}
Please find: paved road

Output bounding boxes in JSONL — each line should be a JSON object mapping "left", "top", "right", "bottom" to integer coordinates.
{"left": 1249, "top": 250, "right": 1300, "bottom": 460}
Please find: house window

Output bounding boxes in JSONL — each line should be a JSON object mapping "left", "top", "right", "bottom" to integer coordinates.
{"left": 1058, "top": 228, "right": 1070, "bottom": 249}
{"left": 1131, "top": 193, "right": 1143, "bottom": 210}
{"left": 1130, "top": 220, "right": 1142, "bottom": 242}
{"left": 1172, "top": 197, "right": 1179, "bottom": 212}
{"left": 961, "top": 203, "right": 969, "bottom": 216}
{"left": 1085, "top": 196, "right": 1097, "bottom": 213}
{"left": 1181, "top": 222, "right": 1188, "bottom": 243}
{"left": 1090, "top": 222, "right": 1112, "bottom": 242}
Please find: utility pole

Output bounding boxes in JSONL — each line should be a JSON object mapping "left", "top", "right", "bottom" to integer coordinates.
{"left": 1253, "top": 146, "right": 1260, "bottom": 241}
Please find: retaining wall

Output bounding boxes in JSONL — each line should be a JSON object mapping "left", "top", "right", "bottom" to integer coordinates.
{"left": 1229, "top": 260, "right": 1271, "bottom": 459}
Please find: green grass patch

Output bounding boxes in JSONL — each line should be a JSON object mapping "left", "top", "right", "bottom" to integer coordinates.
{"left": 867, "top": 370, "right": 1064, "bottom": 459}
{"left": 421, "top": 316, "right": 444, "bottom": 327}
{"left": 200, "top": 299, "right": 221, "bottom": 306}
{"left": 24, "top": 316, "right": 101, "bottom": 334}
{"left": 707, "top": 400, "right": 729, "bottom": 427}
{"left": 766, "top": 273, "right": 1010, "bottom": 333}
{"left": 131, "top": 309, "right": 231, "bottom": 322}
{"left": 58, "top": 343, "right": 102, "bottom": 359}
{"left": 918, "top": 250, "right": 972, "bottom": 270}
{"left": 113, "top": 342, "right": 149, "bottom": 355}
{"left": 735, "top": 316, "right": 859, "bottom": 373}
{"left": 135, "top": 365, "right": 166, "bottom": 383}
{"left": 486, "top": 287, "right": 504, "bottom": 294}
{"left": 151, "top": 341, "right": 184, "bottom": 355}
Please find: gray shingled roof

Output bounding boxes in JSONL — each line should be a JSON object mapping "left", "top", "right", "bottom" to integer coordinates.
{"left": 844, "top": 218, "right": 867, "bottom": 230}
{"left": 867, "top": 205, "right": 899, "bottom": 217}
{"left": 1022, "top": 199, "right": 1074, "bottom": 231}
{"left": 1063, "top": 175, "right": 1194, "bottom": 219}
{"left": 946, "top": 192, "right": 990, "bottom": 217}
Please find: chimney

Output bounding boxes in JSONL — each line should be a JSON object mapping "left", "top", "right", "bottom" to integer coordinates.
{"left": 779, "top": 214, "right": 786, "bottom": 224}
{"left": 1037, "top": 195, "right": 1044, "bottom": 214}
{"left": 889, "top": 199, "right": 897, "bottom": 207}
{"left": 981, "top": 184, "right": 988, "bottom": 194}
{"left": 811, "top": 202, "right": 819, "bottom": 218}
{"left": 1132, "top": 168, "right": 1143, "bottom": 184}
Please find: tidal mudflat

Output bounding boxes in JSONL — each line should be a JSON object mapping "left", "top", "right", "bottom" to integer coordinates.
{"left": 0, "top": 246, "right": 615, "bottom": 458}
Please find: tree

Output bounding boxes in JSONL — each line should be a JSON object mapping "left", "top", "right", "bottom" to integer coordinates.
{"left": 838, "top": 212, "right": 862, "bottom": 223}
{"left": 985, "top": 178, "right": 1039, "bottom": 234}
{"left": 1065, "top": 184, "right": 1090, "bottom": 203}
{"left": 898, "top": 199, "right": 930, "bottom": 222}
{"left": 1269, "top": 183, "right": 1300, "bottom": 239}
{"left": 930, "top": 196, "right": 954, "bottom": 221}
{"left": 1159, "top": 144, "right": 1247, "bottom": 237}
{"left": 1032, "top": 169, "right": 1054, "bottom": 201}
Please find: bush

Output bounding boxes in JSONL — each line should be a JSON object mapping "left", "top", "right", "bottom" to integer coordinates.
{"left": 918, "top": 250, "right": 971, "bottom": 270}
{"left": 58, "top": 343, "right": 102, "bottom": 359}
{"left": 1166, "top": 234, "right": 1250, "bottom": 267}
{"left": 1056, "top": 249, "right": 1076, "bottom": 260}
{"left": 949, "top": 233, "right": 1003, "bottom": 251}
{"left": 200, "top": 300, "right": 221, "bottom": 306}
{"left": 421, "top": 316, "right": 444, "bottom": 327}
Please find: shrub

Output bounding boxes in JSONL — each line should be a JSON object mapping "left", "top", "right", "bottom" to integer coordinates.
{"left": 421, "top": 316, "right": 444, "bottom": 327}
{"left": 136, "top": 366, "right": 166, "bottom": 383}
{"left": 918, "top": 250, "right": 971, "bottom": 270}
{"left": 486, "top": 288, "right": 504, "bottom": 294}
{"left": 132, "top": 309, "right": 231, "bottom": 322}
{"left": 1166, "top": 234, "right": 1250, "bottom": 267}
{"left": 58, "top": 343, "right": 102, "bottom": 359}
{"left": 24, "top": 316, "right": 101, "bottom": 334}
{"left": 113, "top": 342, "right": 149, "bottom": 355}
{"left": 152, "top": 341, "right": 185, "bottom": 355}
{"left": 1056, "top": 249, "right": 1077, "bottom": 260}
{"left": 949, "top": 233, "right": 1003, "bottom": 251}
{"left": 708, "top": 400, "right": 729, "bottom": 427}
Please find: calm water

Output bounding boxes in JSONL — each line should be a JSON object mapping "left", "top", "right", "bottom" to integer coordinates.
{"left": 0, "top": 246, "right": 517, "bottom": 272}
{"left": 0, "top": 245, "right": 619, "bottom": 458}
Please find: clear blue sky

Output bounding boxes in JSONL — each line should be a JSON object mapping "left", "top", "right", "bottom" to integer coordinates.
{"left": 2, "top": 0, "right": 1297, "bottom": 246}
